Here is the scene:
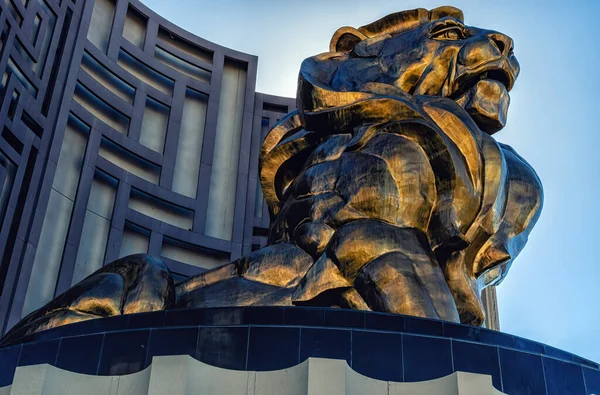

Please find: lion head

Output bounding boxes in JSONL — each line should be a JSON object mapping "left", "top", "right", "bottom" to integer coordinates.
{"left": 259, "top": 6, "right": 542, "bottom": 326}
{"left": 298, "top": 6, "right": 518, "bottom": 135}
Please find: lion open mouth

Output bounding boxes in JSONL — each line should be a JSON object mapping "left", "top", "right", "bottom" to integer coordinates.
{"left": 453, "top": 66, "right": 514, "bottom": 135}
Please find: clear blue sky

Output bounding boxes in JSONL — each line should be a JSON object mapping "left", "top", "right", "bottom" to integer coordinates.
{"left": 140, "top": 0, "right": 600, "bottom": 362}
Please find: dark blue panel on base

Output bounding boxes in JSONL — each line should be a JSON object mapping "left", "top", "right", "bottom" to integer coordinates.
{"left": 203, "top": 308, "right": 244, "bottom": 325}
{"left": 98, "top": 330, "right": 150, "bottom": 376}
{"left": 545, "top": 345, "right": 575, "bottom": 362}
{"left": 247, "top": 326, "right": 300, "bottom": 371}
{"left": 284, "top": 307, "right": 324, "bottom": 326}
{"left": 196, "top": 326, "right": 248, "bottom": 370}
{"left": 324, "top": 309, "right": 365, "bottom": 329}
{"left": 18, "top": 339, "right": 59, "bottom": 367}
{"left": 165, "top": 309, "right": 205, "bottom": 327}
{"left": 542, "top": 357, "right": 586, "bottom": 395}
{"left": 572, "top": 354, "right": 599, "bottom": 369}
{"left": 480, "top": 328, "right": 514, "bottom": 348}
{"left": 513, "top": 336, "right": 545, "bottom": 354}
{"left": 299, "top": 328, "right": 351, "bottom": 363}
{"left": 500, "top": 348, "right": 547, "bottom": 395}
{"left": 0, "top": 345, "right": 21, "bottom": 387}
{"left": 443, "top": 322, "right": 480, "bottom": 341}
{"left": 365, "top": 312, "right": 405, "bottom": 332}
{"left": 56, "top": 334, "right": 104, "bottom": 375}
{"left": 128, "top": 311, "right": 166, "bottom": 329}
{"left": 58, "top": 315, "right": 130, "bottom": 338}
{"left": 405, "top": 316, "right": 443, "bottom": 336}
{"left": 146, "top": 327, "right": 198, "bottom": 364}
{"left": 351, "top": 329, "right": 403, "bottom": 382}
{"left": 583, "top": 367, "right": 600, "bottom": 394}
{"left": 452, "top": 340, "right": 502, "bottom": 390}
{"left": 244, "top": 307, "right": 284, "bottom": 325}
{"left": 402, "top": 334, "right": 452, "bottom": 381}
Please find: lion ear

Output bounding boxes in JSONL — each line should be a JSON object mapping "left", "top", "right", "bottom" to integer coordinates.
{"left": 329, "top": 27, "right": 368, "bottom": 52}
{"left": 429, "top": 6, "right": 464, "bottom": 22}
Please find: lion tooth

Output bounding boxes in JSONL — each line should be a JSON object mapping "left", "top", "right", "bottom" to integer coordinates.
{"left": 480, "top": 72, "right": 488, "bottom": 80}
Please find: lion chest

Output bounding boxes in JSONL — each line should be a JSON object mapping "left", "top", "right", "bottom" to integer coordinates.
{"left": 275, "top": 131, "right": 438, "bottom": 237}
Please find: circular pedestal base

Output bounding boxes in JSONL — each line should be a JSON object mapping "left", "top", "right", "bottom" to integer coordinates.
{"left": 0, "top": 307, "right": 597, "bottom": 394}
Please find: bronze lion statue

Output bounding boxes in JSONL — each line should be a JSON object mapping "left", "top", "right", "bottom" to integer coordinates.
{"left": 2, "top": 6, "right": 542, "bottom": 343}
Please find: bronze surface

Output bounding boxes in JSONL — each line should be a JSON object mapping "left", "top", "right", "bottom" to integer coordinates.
{"left": 2, "top": 6, "right": 542, "bottom": 343}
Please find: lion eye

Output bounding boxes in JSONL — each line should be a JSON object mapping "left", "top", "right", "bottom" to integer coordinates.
{"left": 442, "top": 28, "right": 462, "bottom": 40}
{"left": 430, "top": 26, "right": 468, "bottom": 41}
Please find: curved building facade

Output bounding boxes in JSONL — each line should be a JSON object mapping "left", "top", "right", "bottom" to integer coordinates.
{"left": 0, "top": 0, "right": 293, "bottom": 334}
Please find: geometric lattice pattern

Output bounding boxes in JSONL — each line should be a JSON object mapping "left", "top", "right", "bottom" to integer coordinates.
{"left": 0, "top": 0, "right": 293, "bottom": 334}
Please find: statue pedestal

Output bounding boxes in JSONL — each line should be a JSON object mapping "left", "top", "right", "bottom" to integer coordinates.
{"left": 0, "top": 307, "right": 597, "bottom": 394}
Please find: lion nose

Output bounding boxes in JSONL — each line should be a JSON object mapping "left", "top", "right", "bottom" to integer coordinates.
{"left": 487, "top": 33, "right": 513, "bottom": 56}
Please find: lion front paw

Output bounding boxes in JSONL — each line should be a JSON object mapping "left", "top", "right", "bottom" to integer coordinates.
{"left": 1, "top": 254, "right": 175, "bottom": 344}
